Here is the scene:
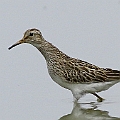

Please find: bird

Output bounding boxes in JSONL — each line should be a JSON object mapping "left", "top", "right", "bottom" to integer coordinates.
{"left": 8, "top": 28, "right": 120, "bottom": 102}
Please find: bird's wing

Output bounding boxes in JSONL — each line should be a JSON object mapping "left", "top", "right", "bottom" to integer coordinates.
{"left": 62, "top": 58, "right": 120, "bottom": 83}
{"left": 102, "top": 68, "right": 120, "bottom": 81}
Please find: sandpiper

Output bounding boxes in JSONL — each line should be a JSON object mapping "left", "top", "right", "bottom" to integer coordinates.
{"left": 8, "top": 28, "right": 120, "bottom": 102}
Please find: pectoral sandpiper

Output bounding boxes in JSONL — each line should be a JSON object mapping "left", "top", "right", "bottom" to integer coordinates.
{"left": 8, "top": 28, "right": 120, "bottom": 102}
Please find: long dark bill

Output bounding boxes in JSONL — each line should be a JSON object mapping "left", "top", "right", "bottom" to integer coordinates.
{"left": 8, "top": 40, "right": 24, "bottom": 50}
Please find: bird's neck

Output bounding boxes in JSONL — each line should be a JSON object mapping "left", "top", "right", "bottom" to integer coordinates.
{"left": 31, "top": 38, "right": 68, "bottom": 61}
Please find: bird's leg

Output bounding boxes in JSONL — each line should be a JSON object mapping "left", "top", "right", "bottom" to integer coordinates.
{"left": 73, "top": 96, "right": 79, "bottom": 103}
{"left": 72, "top": 91, "right": 84, "bottom": 103}
{"left": 92, "top": 93, "right": 105, "bottom": 102}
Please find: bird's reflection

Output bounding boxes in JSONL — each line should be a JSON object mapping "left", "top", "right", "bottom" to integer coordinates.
{"left": 59, "top": 102, "right": 120, "bottom": 120}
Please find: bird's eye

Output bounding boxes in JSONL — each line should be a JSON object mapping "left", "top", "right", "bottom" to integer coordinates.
{"left": 29, "top": 33, "right": 33, "bottom": 36}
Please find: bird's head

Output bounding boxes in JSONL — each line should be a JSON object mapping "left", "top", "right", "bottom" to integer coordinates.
{"left": 8, "top": 28, "right": 43, "bottom": 50}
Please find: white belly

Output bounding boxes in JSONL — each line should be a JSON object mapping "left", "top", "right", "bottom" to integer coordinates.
{"left": 49, "top": 73, "right": 120, "bottom": 94}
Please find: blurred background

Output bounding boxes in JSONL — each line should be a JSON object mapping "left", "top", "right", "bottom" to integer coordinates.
{"left": 1, "top": 0, "right": 120, "bottom": 119}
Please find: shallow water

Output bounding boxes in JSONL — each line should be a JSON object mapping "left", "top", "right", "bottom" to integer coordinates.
{"left": 1, "top": 78, "right": 120, "bottom": 120}
{"left": 59, "top": 102, "right": 120, "bottom": 120}
{"left": 44, "top": 85, "right": 120, "bottom": 120}
{"left": 3, "top": 60, "right": 120, "bottom": 120}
